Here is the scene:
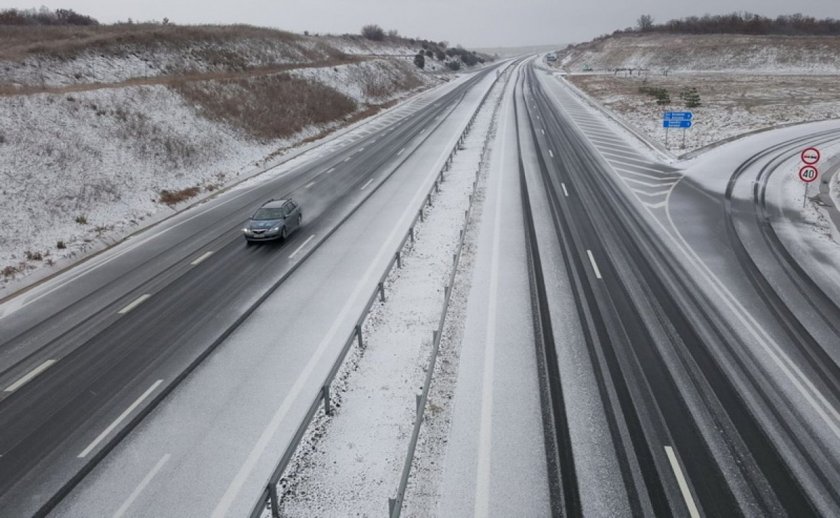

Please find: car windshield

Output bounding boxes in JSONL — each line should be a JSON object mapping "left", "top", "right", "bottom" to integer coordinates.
{"left": 252, "top": 207, "right": 285, "bottom": 220}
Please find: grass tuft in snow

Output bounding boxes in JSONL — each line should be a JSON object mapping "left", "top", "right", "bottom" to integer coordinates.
{"left": 159, "top": 186, "right": 201, "bottom": 206}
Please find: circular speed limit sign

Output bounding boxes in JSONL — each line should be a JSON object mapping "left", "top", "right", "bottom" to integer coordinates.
{"left": 799, "top": 165, "right": 819, "bottom": 183}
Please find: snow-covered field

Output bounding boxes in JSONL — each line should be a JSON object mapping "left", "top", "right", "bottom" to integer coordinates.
{"left": 276, "top": 70, "right": 503, "bottom": 517}
{"left": 566, "top": 72, "right": 840, "bottom": 154}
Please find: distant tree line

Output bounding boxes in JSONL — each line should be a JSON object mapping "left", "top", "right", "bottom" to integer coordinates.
{"left": 0, "top": 7, "right": 99, "bottom": 26}
{"left": 626, "top": 12, "right": 840, "bottom": 36}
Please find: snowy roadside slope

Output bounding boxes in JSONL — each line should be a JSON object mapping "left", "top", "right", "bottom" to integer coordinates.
{"left": 0, "top": 30, "right": 460, "bottom": 292}
{"left": 0, "top": 25, "right": 343, "bottom": 88}
{"left": 556, "top": 33, "right": 840, "bottom": 74}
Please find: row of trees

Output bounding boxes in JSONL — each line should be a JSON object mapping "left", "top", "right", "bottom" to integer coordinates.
{"left": 360, "top": 24, "right": 483, "bottom": 70}
{"left": 632, "top": 12, "right": 840, "bottom": 36}
{"left": 0, "top": 7, "right": 99, "bottom": 26}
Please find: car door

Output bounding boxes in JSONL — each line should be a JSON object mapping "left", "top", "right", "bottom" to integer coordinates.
{"left": 288, "top": 201, "right": 300, "bottom": 229}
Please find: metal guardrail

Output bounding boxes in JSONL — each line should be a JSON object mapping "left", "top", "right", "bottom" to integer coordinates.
{"left": 249, "top": 61, "right": 513, "bottom": 518}
{"left": 387, "top": 63, "right": 513, "bottom": 518}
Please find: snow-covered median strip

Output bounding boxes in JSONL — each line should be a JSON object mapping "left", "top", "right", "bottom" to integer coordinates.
{"left": 275, "top": 67, "right": 505, "bottom": 518}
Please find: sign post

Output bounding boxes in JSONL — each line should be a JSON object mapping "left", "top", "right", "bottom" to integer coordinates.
{"left": 663, "top": 112, "right": 693, "bottom": 149}
{"left": 799, "top": 164, "right": 819, "bottom": 208}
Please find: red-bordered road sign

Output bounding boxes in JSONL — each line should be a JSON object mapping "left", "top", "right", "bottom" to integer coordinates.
{"left": 799, "top": 165, "right": 819, "bottom": 183}
{"left": 801, "top": 147, "right": 821, "bottom": 165}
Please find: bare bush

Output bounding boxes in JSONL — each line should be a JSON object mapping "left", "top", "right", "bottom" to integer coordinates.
{"left": 361, "top": 24, "right": 385, "bottom": 41}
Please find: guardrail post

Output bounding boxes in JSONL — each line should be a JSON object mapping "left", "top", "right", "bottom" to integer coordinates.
{"left": 427, "top": 194, "right": 432, "bottom": 207}
{"left": 434, "top": 181, "right": 439, "bottom": 193}
{"left": 409, "top": 227, "right": 415, "bottom": 243}
{"left": 396, "top": 251, "right": 402, "bottom": 269}
{"left": 389, "top": 497, "right": 397, "bottom": 516}
{"left": 323, "top": 384, "right": 332, "bottom": 416}
{"left": 378, "top": 282, "right": 386, "bottom": 303}
{"left": 419, "top": 209, "right": 424, "bottom": 223}
{"left": 268, "top": 484, "right": 280, "bottom": 518}
{"left": 416, "top": 393, "right": 423, "bottom": 415}
{"left": 356, "top": 325, "right": 364, "bottom": 348}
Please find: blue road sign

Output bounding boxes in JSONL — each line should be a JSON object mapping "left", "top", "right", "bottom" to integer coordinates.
{"left": 663, "top": 111, "right": 693, "bottom": 120}
{"left": 663, "top": 120, "right": 692, "bottom": 128}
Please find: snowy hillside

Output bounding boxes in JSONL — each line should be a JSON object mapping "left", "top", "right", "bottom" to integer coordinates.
{"left": 555, "top": 33, "right": 840, "bottom": 74}
{"left": 0, "top": 24, "right": 487, "bottom": 292}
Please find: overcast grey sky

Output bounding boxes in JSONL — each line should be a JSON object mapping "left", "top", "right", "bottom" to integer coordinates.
{"left": 9, "top": 0, "right": 840, "bottom": 47}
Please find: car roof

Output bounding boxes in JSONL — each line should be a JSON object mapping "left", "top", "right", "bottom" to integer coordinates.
{"left": 261, "top": 199, "right": 287, "bottom": 208}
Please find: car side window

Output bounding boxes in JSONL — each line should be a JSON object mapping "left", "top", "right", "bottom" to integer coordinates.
{"left": 284, "top": 203, "right": 294, "bottom": 216}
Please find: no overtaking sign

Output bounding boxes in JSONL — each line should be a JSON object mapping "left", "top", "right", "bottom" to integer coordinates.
{"left": 801, "top": 147, "right": 820, "bottom": 165}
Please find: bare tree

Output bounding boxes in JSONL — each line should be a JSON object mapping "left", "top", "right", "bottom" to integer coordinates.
{"left": 637, "top": 14, "right": 654, "bottom": 32}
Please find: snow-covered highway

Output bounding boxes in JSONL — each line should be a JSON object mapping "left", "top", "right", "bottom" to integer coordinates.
{"left": 3, "top": 51, "right": 840, "bottom": 518}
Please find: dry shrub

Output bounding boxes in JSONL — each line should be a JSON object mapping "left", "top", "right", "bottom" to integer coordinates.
{"left": 24, "top": 250, "right": 43, "bottom": 261}
{"left": 172, "top": 74, "right": 357, "bottom": 140}
{"left": 159, "top": 186, "right": 201, "bottom": 205}
{"left": 2, "top": 264, "right": 19, "bottom": 277}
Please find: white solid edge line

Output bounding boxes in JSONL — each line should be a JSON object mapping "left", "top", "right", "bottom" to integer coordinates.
{"left": 360, "top": 178, "right": 374, "bottom": 191}
{"left": 664, "top": 446, "right": 701, "bottom": 518}
{"left": 190, "top": 251, "right": 214, "bottom": 266}
{"left": 78, "top": 379, "right": 163, "bottom": 458}
{"left": 112, "top": 453, "right": 171, "bottom": 518}
{"left": 117, "top": 294, "right": 151, "bottom": 315}
{"left": 4, "top": 359, "right": 56, "bottom": 393}
{"left": 474, "top": 70, "right": 512, "bottom": 518}
{"left": 587, "top": 249, "right": 602, "bottom": 279}
{"left": 289, "top": 235, "right": 315, "bottom": 259}
{"left": 561, "top": 183, "right": 569, "bottom": 197}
